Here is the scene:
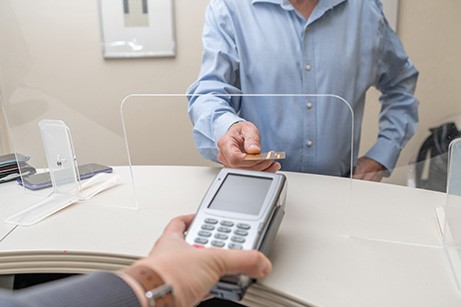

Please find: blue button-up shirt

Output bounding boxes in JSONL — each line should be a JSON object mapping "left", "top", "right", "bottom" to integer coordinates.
{"left": 187, "top": 0, "right": 419, "bottom": 176}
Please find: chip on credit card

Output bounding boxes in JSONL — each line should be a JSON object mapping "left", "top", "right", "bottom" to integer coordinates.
{"left": 244, "top": 151, "right": 286, "bottom": 161}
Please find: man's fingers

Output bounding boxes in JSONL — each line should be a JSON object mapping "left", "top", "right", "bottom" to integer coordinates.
{"left": 353, "top": 156, "right": 385, "bottom": 182}
{"left": 217, "top": 137, "right": 246, "bottom": 164}
{"left": 217, "top": 128, "right": 246, "bottom": 166}
{"left": 217, "top": 133, "right": 271, "bottom": 169}
{"left": 263, "top": 162, "right": 281, "bottom": 173}
{"left": 213, "top": 249, "right": 272, "bottom": 279}
{"left": 217, "top": 121, "right": 280, "bottom": 172}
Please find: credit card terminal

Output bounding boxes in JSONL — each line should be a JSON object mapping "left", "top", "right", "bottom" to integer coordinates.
{"left": 185, "top": 168, "right": 287, "bottom": 301}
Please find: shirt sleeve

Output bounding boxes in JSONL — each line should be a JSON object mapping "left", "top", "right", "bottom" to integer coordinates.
{"left": 366, "top": 7, "right": 419, "bottom": 172}
{"left": 187, "top": 0, "right": 244, "bottom": 162}
{"left": 0, "top": 272, "right": 140, "bottom": 307}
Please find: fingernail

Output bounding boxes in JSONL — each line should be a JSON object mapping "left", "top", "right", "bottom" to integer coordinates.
{"left": 248, "top": 144, "right": 260, "bottom": 151}
{"left": 261, "top": 260, "right": 272, "bottom": 276}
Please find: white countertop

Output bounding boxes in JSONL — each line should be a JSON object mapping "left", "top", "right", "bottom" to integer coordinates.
{"left": 0, "top": 165, "right": 460, "bottom": 306}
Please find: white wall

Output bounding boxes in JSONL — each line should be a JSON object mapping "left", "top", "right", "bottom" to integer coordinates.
{"left": 1, "top": 0, "right": 460, "bottom": 184}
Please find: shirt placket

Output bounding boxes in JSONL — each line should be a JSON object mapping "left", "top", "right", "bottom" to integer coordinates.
{"left": 301, "top": 22, "right": 317, "bottom": 173}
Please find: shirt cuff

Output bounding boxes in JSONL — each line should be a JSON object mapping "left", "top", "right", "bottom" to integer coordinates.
{"left": 364, "top": 137, "right": 402, "bottom": 174}
{"left": 212, "top": 112, "right": 245, "bottom": 142}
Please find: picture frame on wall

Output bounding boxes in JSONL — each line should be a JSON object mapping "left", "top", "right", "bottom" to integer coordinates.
{"left": 99, "top": 0, "right": 175, "bottom": 58}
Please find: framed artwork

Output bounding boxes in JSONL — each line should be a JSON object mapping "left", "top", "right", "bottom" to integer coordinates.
{"left": 99, "top": 0, "right": 175, "bottom": 58}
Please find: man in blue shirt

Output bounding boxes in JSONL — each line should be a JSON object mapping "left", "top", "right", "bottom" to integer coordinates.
{"left": 187, "top": 0, "right": 419, "bottom": 181}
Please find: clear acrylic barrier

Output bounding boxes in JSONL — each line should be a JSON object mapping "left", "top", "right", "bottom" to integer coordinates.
{"left": 121, "top": 94, "right": 218, "bottom": 167}
{"left": 0, "top": 0, "right": 138, "bottom": 218}
{"left": 121, "top": 94, "right": 222, "bottom": 209}
{"left": 349, "top": 122, "right": 448, "bottom": 247}
{"left": 121, "top": 94, "right": 354, "bottom": 209}
{"left": 444, "top": 139, "right": 461, "bottom": 289}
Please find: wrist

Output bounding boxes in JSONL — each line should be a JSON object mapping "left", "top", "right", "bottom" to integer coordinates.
{"left": 228, "top": 120, "right": 245, "bottom": 132}
{"left": 122, "top": 264, "right": 175, "bottom": 307}
{"left": 117, "top": 271, "right": 148, "bottom": 307}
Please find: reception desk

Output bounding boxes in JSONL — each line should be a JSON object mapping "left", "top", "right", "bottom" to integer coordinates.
{"left": 0, "top": 166, "right": 460, "bottom": 306}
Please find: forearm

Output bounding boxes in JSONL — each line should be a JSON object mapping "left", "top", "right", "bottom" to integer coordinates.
{"left": 187, "top": 0, "right": 244, "bottom": 162}
{"left": 6, "top": 272, "right": 141, "bottom": 307}
{"left": 371, "top": 59, "right": 419, "bottom": 170}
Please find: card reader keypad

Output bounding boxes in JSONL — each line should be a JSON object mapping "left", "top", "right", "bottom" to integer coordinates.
{"left": 193, "top": 219, "right": 252, "bottom": 250}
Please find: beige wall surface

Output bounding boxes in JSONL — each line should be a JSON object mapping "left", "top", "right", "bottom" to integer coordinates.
{"left": 361, "top": 0, "right": 461, "bottom": 184}
{"left": 0, "top": 0, "right": 460, "bottom": 184}
{"left": 0, "top": 0, "right": 210, "bottom": 168}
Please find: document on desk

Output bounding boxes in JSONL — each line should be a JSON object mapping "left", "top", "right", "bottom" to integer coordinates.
{"left": 5, "top": 193, "right": 80, "bottom": 226}
{"left": 5, "top": 173, "right": 120, "bottom": 226}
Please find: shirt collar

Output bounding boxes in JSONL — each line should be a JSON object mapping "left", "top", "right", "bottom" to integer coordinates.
{"left": 252, "top": 0, "right": 282, "bottom": 4}
{"left": 252, "top": 0, "right": 346, "bottom": 6}
{"left": 252, "top": 0, "right": 347, "bottom": 23}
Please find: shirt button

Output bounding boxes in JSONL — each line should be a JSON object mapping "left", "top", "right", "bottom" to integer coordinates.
{"left": 306, "top": 140, "right": 313, "bottom": 147}
{"left": 305, "top": 64, "right": 312, "bottom": 71}
{"left": 306, "top": 101, "right": 313, "bottom": 109}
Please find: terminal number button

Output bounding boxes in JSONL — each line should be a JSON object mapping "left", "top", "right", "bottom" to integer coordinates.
{"left": 211, "top": 240, "right": 226, "bottom": 248}
{"left": 236, "top": 223, "right": 251, "bottom": 230}
{"left": 231, "top": 236, "right": 246, "bottom": 244}
{"left": 217, "top": 226, "right": 232, "bottom": 233}
{"left": 194, "top": 237, "right": 208, "bottom": 245}
{"left": 214, "top": 233, "right": 228, "bottom": 240}
{"left": 201, "top": 224, "right": 215, "bottom": 231}
{"left": 220, "top": 220, "right": 234, "bottom": 227}
{"left": 228, "top": 243, "right": 243, "bottom": 250}
{"left": 234, "top": 229, "right": 248, "bottom": 236}
{"left": 198, "top": 230, "right": 212, "bottom": 237}
{"left": 204, "top": 218, "right": 218, "bottom": 224}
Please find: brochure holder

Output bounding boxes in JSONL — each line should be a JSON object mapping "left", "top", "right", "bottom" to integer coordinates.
{"left": 444, "top": 139, "right": 461, "bottom": 289}
{"left": 39, "top": 120, "right": 80, "bottom": 195}
{"left": 5, "top": 120, "right": 123, "bottom": 225}
{"left": 121, "top": 94, "right": 354, "bottom": 211}
{"left": 5, "top": 120, "right": 81, "bottom": 225}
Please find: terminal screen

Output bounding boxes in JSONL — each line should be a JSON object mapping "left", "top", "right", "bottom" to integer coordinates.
{"left": 208, "top": 174, "right": 273, "bottom": 216}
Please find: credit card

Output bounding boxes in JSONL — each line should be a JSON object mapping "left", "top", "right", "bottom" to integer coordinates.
{"left": 244, "top": 151, "right": 286, "bottom": 161}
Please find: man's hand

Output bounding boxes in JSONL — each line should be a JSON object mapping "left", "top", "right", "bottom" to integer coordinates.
{"left": 216, "top": 121, "right": 280, "bottom": 172}
{"left": 135, "top": 214, "right": 272, "bottom": 307}
{"left": 352, "top": 156, "right": 386, "bottom": 182}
